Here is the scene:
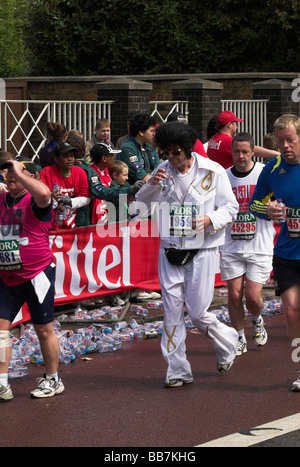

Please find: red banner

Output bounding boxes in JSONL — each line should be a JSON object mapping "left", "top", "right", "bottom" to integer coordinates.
{"left": 51, "top": 220, "right": 161, "bottom": 303}
{"left": 13, "top": 220, "right": 226, "bottom": 326}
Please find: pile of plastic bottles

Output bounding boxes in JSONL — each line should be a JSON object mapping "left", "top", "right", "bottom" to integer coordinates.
{"left": 261, "top": 299, "right": 283, "bottom": 315}
{"left": 210, "top": 299, "right": 283, "bottom": 323}
{"left": 9, "top": 326, "right": 40, "bottom": 380}
{"left": 8, "top": 298, "right": 283, "bottom": 379}
{"left": 8, "top": 317, "right": 169, "bottom": 378}
{"left": 57, "top": 301, "right": 164, "bottom": 322}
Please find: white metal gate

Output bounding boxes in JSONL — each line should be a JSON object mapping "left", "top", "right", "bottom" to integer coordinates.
{"left": 0, "top": 98, "right": 268, "bottom": 162}
{"left": 221, "top": 99, "right": 268, "bottom": 147}
{"left": 150, "top": 101, "right": 189, "bottom": 123}
{"left": 0, "top": 99, "right": 114, "bottom": 162}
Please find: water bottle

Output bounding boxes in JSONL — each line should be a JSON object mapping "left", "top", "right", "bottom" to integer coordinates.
{"left": 147, "top": 300, "right": 164, "bottom": 309}
{"left": 60, "top": 352, "right": 74, "bottom": 364}
{"left": 113, "top": 341, "right": 123, "bottom": 351}
{"left": 136, "top": 308, "right": 148, "bottom": 316}
{"left": 53, "top": 183, "right": 64, "bottom": 225}
{"left": 53, "top": 182, "right": 62, "bottom": 199}
{"left": 143, "top": 330, "right": 159, "bottom": 339}
{"left": 129, "top": 319, "right": 139, "bottom": 330}
{"left": 192, "top": 205, "right": 197, "bottom": 231}
{"left": 63, "top": 199, "right": 72, "bottom": 220}
{"left": 160, "top": 164, "right": 171, "bottom": 187}
{"left": 8, "top": 365, "right": 29, "bottom": 379}
{"left": 97, "top": 342, "right": 114, "bottom": 353}
{"left": 114, "top": 321, "right": 128, "bottom": 331}
{"left": 55, "top": 210, "right": 64, "bottom": 226}
{"left": 276, "top": 198, "right": 286, "bottom": 223}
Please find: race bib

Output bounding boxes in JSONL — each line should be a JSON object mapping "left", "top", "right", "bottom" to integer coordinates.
{"left": 231, "top": 212, "right": 256, "bottom": 240}
{"left": 287, "top": 206, "right": 300, "bottom": 238}
{"left": 169, "top": 204, "right": 199, "bottom": 237}
{"left": 0, "top": 239, "right": 22, "bottom": 270}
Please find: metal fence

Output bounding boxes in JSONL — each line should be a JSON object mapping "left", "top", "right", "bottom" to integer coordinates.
{"left": 150, "top": 101, "right": 189, "bottom": 123}
{"left": 221, "top": 99, "right": 268, "bottom": 148}
{"left": 0, "top": 98, "right": 268, "bottom": 162}
{"left": 0, "top": 99, "right": 114, "bottom": 162}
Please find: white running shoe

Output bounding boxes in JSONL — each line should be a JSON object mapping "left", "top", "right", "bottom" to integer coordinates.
{"left": 217, "top": 360, "right": 235, "bottom": 373}
{"left": 252, "top": 318, "right": 268, "bottom": 346}
{"left": 109, "top": 295, "right": 125, "bottom": 306}
{"left": 150, "top": 291, "right": 161, "bottom": 299}
{"left": 136, "top": 291, "right": 153, "bottom": 300}
{"left": 292, "top": 374, "right": 300, "bottom": 392}
{"left": 0, "top": 383, "right": 13, "bottom": 402}
{"left": 31, "top": 375, "right": 65, "bottom": 398}
{"left": 236, "top": 337, "right": 247, "bottom": 356}
{"left": 165, "top": 378, "right": 193, "bottom": 388}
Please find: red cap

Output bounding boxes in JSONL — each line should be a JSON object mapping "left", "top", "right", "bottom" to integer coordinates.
{"left": 217, "top": 110, "right": 244, "bottom": 125}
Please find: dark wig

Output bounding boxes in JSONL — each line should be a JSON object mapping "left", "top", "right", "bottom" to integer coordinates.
{"left": 155, "top": 122, "right": 197, "bottom": 159}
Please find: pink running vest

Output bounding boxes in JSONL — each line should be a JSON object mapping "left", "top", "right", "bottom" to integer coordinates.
{"left": 0, "top": 192, "right": 53, "bottom": 286}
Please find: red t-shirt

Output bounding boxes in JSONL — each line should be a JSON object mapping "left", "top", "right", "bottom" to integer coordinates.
{"left": 193, "top": 139, "right": 208, "bottom": 158}
{"left": 206, "top": 133, "right": 233, "bottom": 168}
{"left": 40, "top": 164, "right": 90, "bottom": 229}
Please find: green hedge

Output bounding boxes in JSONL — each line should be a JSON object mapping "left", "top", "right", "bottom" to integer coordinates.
{"left": 7, "top": 0, "right": 300, "bottom": 76}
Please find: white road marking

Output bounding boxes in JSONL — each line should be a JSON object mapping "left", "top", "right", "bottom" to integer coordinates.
{"left": 196, "top": 413, "right": 300, "bottom": 447}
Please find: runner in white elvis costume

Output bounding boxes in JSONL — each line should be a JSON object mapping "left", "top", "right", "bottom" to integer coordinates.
{"left": 136, "top": 122, "right": 239, "bottom": 387}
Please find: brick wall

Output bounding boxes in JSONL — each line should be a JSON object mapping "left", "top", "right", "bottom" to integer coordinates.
{"left": 4, "top": 72, "right": 300, "bottom": 148}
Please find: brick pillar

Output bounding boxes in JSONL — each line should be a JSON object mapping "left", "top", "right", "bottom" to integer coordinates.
{"left": 170, "top": 78, "right": 223, "bottom": 142}
{"left": 250, "top": 79, "right": 298, "bottom": 133}
{"left": 95, "top": 77, "right": 153, "bottom": 144}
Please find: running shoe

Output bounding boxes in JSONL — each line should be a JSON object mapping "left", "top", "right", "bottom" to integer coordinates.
{"left": 165, "top": 378, "right": 193, "bottom": 388}
{"left": 292, "top": 374, "right": 300, "bottom": 392}
{"left": 252, "top": 318, "right": 268, "bottom": 346}
{"left": 236, "top": 337, "right": 247, "bottom": 356}
{"left": 150, "top": 291, "right": 161, "bottom": 299}
{"left": 0, "top": 384, "right": 13, "bottom": 402}
{"left": 109, "top": 295, "right": 125, "bottom": 306}
{"left": 217, "top": 360, "right": 235, "bottom": 373}
{"left": 31, "top": 375, "right": 65, "bottom": 398}
{"left": 136, "top": 291, "right": 153, "bottom": 300}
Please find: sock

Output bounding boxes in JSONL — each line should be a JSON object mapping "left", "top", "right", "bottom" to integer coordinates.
{"left": 46, "top": 372, "right": 58, "bottom": 382}
{"left": 238, "top": 329, "right": 245, "bottom": 341}
{"left": 0, "top": 373, "right": 9, "bottom": 388}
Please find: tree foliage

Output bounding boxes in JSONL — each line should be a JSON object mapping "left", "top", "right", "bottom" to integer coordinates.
{"left": 0, "top": 0, "right": 29, "bottom": 76}
{"left": 17, "top": 0, "right": 300, "bottom": 76}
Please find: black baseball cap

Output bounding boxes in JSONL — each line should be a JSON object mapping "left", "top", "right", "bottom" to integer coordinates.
{"left": 90, "top": 142, "right": 121, "bottom": 159}
{"left": 54, "top": 142, "right": 79, "bottom": 157}
{"left": 1, "top": 160, "right": 38, "bottom": 175}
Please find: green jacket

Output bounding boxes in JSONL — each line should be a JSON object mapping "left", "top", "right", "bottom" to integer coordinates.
{"left": 108, "top": 180, "right": 131, "bottom": 223}
{"left": 74, "top": 159, "right": 132, "bottom": 226}
{"left": 117, "top": 138, "right": 160, "bottom": 185}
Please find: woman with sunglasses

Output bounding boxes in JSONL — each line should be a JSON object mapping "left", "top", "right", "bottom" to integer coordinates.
{"left": 136, "top": 121, "right": 239, "bottom": 388}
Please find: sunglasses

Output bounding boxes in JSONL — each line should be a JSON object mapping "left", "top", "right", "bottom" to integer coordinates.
{"left": 162, "top": 149, "right": 182, "bottom": 157}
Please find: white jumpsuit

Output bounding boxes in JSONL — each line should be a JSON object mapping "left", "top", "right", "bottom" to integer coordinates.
{"left": 136, "top": 153, "right": 239, "bottom": 383}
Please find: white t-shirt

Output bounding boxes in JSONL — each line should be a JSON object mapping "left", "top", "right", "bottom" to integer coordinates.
{"left": 220, "top": 162, "right": 276, "bottom": 255}
{"left": 173, "top": 156, "right": 197, "bottom": 202}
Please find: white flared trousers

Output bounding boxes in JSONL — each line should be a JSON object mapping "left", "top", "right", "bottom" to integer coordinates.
{"left": 158, "top": 247, "right": 238, "bottom": 383}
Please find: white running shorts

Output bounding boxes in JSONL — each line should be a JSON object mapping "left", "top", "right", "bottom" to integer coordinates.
{"left": 220, "top": 252, "right": 272, "bottom": 284}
